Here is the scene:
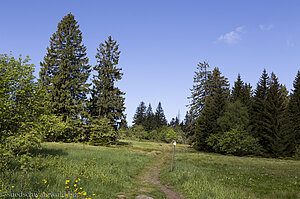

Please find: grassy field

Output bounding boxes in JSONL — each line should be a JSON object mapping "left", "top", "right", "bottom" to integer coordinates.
{"left": 3, "top": 142, "right": 156, "bottom": 199}
{"left": 3, "top": 140, "right": 300, "bottom": 199}
{"left": 160, "top": 150, "right": 300, "bottom": 199}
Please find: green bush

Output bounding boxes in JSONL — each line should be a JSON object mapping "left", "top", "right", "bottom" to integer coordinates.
{"left": 88, "top": 117, "right": 116, "bottom": 146}
{"left": 206, "top": 128, "right": 261, "bottom": 156}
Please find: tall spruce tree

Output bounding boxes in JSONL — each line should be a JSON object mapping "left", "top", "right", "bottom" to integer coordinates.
{"left": 250, "top": 69, "right": 269, "bottom": 150}
{"left": 231, "top": 74, "right": 252, "bottom": 107}
{"left": 264, "top": 73, "right": 292, "bottom": 157}
{"left": 144, "top": 103, "right": 155, "bottom": 132}
{"left": 289, "top": 71, "right": 300, "bottom": 148}
{"left": 133, "top": 101, "right": 147, "bottom": 126}
{"left": 154, "top": 102, "right": 167, "bottom": 128}
{"left": 39, "top": 13, "right": 90, "bottom": 139}
{"left": 188, "top": 61, "right": 211, "bottom": 120}
{"left": 193, "top": 67, "right": 230, "bottom": 151}
{"left": 90, "top": 36, "right": 125, "bottom": 129}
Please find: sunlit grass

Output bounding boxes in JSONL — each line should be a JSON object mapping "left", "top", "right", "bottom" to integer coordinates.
{"left": 160, "top": 151, "right": 300, "bottom": 199}
{"left": 3, "top": 142, "right": 156, "bottom": 199}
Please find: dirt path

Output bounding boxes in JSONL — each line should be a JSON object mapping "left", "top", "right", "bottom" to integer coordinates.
{"left": 137, "top": 151, "right": 183, "bottom": 199}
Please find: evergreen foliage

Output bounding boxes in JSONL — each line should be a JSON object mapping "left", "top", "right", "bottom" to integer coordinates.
{"left": 289, "top": 71, "right": 300, "bottom": 147}
{"left": 144, "top": 103, "right": 155, "bottom": 132}
{"left": 217, "top": 101, "right": 249, "bottom": 132}
{"left": 88, "top": 117, "right": 116, "bottom": 146}
{"left": 154, "top": 102, "right": 167, "bottom": 128}
{"left": 39, "top": 13, "right": 91, "bottom": 140}
{"left": 193, "top": 67, "right": 230, "bottom": 150}
{"left": 133, "top": 101, "right": 147, "bottom": 126}
{"left": 250, "top": 69, "right": 269, "bottom": 144}
{"left": 231, "top": 74, "right": 252, "bottom": 107}
{"left": 90, "top": 36, "right": 126, "bottom": 129}
{"left": 264, "top": 73, "right": 293, "bottom": 157}
{"left": 188, "top": 61, "right": 211, "bottom": 120}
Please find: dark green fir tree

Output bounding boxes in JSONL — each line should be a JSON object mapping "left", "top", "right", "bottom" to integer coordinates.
{"left": 264, "top": 73, "right": 292, "bottom": 157}
{"left": 39, "top": 13, "right": 91, "bottom": 140}
{"left": 250, "top": 69, "right": 269, "bottom": 150}
{"left": 193, "top": 67, "right": 230, "bottom": 151}
{"left": 289, "top": 71, "right": 300, "bottom": 148}
{"left": 144, "top": 103, "right": 155, "bottom": 132}
{"left": 154, "top": 102, "right": 167, "bottom": 128}
{"left": 133, "top": 101, "right": 147, "bottom": 126}
{"left": 90, "top": 36, "right": 126, "bottom": 129}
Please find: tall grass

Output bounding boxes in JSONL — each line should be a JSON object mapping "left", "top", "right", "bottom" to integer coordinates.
{"left": 160, "top": 152, "right": 300, "bottom": 199}
{"left": 2, "top": 142, "right": 155, "bottom": 199}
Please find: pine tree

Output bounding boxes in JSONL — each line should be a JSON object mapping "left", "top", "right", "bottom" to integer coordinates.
{"left": 193, "top": 67, "right": 230, "bottom": 151}
{"left": 90, "top": 36, "right": 126, "bottom": 129}
{"left": 133, "top": 101, "right": 147, "bottom": 126}
{"left": 39, "top": 13, "right": 90, "bottom": 139}
{"left": 188, "top": 61, "right": 211, "bottom": 120}
{"left": 154, "top": 102, "right": 167, "bottom": 128}
{"left": 289, "top": 71, "right": 300, "bottom": 149}
{"left": 144, "top": 103, "right": 155, "bottom": 132}
{"left": 264, "top": 73, "right": 292, "bottom": 157}
{"left": 231, "top": 74, "right": 244, "bottom": 102}
{"left": 250, "top": 69, "right": 269, "bottom": 153}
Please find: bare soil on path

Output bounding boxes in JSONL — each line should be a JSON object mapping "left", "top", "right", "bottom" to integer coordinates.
{"left": 136, "top": 151, "right": 183, "bottom": 199}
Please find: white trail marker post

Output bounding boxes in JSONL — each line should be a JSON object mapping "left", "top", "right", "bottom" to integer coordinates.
{"left": 171, "top": 140, "right": 176, "bottom": 171}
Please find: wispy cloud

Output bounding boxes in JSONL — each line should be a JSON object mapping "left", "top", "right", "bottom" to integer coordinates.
{"left": 218, "top": 26, "right": 245, "bottom": 44}
{"left": 259, "top": 24, "right": 273, "bottom": 31}
{"left": 287, "top": 39, "right": 295, "bottom": 47}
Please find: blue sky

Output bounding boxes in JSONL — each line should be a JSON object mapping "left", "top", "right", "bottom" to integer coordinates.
{"left": 1, "top": 0, "right": 300, "bottom": 125}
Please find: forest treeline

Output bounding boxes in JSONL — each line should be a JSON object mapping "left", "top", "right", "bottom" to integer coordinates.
{"left": 1, "top": 12, "right": 300, "bottom": 177}
{"left": 185, "top": 62, "right": 300, "bottom": 158}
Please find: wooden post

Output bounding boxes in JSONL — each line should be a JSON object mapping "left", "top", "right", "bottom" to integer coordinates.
{"left": 171, "top": 141, "right": 176, "bottom": 171}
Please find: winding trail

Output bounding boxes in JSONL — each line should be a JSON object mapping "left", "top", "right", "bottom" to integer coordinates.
{"left": 137, "top": 151, "right": 183, "bottom": 199}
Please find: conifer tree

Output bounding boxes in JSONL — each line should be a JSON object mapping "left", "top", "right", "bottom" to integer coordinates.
{"left": 250, "top": 69, "right": 269, "bottom": 148}
{"left": 154, "top": 102, "right": 167, "bottom": 128}
{"left": 133, "top": 101, "right": 147, "bottom": 126}
{"left": 144, "top": 103, "right": 155, "bottom": 132}
{"left": 231, "top": 74, "right": 244, "bottom": 102}
{"left": 231, "top": 74, "right": 252, "bottom": 108}
{"left": 193, "top": 67, "right": 230, "bottom": 150}
{"left": 90, "top": 36, "right": 126, "bottom": 129}
{"left": 39, "top": 13, "right": 90, "bottom": 140}
{"left": 264, "top": 73, "right": 292, "bottom": 157}
{"left": 289, "top": 71, "right": 300, "bottom": 148}
{"left": 188, "top": 61, "right": 211, "bottom": 120}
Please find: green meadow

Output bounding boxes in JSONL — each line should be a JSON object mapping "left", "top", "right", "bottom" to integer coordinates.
{"left": 2, "top": 141, "right": 300, "bottom": 199}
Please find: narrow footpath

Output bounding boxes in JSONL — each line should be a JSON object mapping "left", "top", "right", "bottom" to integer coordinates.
{"left": 136, "top": 151, "right": 182, "bottom": 199}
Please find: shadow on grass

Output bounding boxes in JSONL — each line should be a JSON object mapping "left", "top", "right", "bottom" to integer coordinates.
{"left": 117, "top": 141, "right": 130, "bottom": 146}
{"left": 32, "top": 148, "right": 68, "bottom": 157}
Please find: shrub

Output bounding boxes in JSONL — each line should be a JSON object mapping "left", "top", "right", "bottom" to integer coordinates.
{"left": 88, "top": 117, "right": 116, "bottom": 146}
{"left": 206, "top": 128, "right": 261, "bottom": 156}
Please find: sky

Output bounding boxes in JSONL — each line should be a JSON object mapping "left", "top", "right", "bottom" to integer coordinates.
{"left": 1, "top": 0, "right": 300, "bottom": 125}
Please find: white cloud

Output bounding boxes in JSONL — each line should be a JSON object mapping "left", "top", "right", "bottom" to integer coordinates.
{"left": 259, "top": 24, "right": 273, "bottom": 31}
{"left": 218, "top": 26, "right": 245, "bottom": 44}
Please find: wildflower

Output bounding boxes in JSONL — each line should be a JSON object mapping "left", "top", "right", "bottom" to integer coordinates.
{"left": 11, "top": 186, "right": 14, "bottom": 188}
{"left": 74, "top": 188, "right": 78, "bottom": 192}
{"left": 65, "top": 180, "right": 70, "bottom": 184}
{"left": 80, "top": 187, "right": 82, "bottom": 190}
{"left": 78, "top": 178, "right": 80, "bottom": 181}
{"left": 83, "top": 192, "right": 87, "bottom": 196}
{"left": 74, "top": 184, "right": 77, "bottom": 187}
{"left": 66, "top": 186, "right": 69, "bottom": 189}
{"left": 93, "top": 194, "right": 95, "bottom": 196}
